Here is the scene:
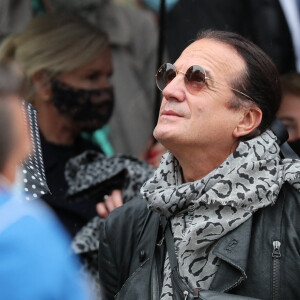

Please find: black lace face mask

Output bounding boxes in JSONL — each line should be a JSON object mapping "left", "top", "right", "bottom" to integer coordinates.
{"left": 51, "top": 78, "right": 114, "bottom": 132}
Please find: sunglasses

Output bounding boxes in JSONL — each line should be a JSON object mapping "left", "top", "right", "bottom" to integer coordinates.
{"left": 155, "top": 63, "right": 254, "bottom": 101}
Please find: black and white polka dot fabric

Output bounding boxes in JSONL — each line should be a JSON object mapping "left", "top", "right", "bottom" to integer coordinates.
{"left": 21, "top": 101, "right": 50, "bottom": 200}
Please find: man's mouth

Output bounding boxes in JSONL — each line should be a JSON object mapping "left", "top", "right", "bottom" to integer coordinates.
{"left": 161, "top": 110, "right": 182, "bottom": 117}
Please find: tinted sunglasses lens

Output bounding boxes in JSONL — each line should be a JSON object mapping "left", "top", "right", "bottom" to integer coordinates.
{"left": 156, "top": 63, "right": 176, "bottom": 91}
{"left": 185, "top": 65, "right": 206, "bottom": 93}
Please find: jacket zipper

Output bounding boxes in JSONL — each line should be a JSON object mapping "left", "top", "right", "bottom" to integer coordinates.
{"left": 272, "top": 240, "right": 281, "bottom": 300}
{"left": 183, "top": 290, "right": 188, "bottom": 300}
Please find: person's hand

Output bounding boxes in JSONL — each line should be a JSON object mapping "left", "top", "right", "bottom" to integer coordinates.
{"left": 96, "top": 189, "right": 123, "bottom": 218}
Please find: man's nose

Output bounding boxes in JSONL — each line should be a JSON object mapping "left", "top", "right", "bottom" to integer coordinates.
{"left": 162, "top": 74, "right": 186, "bottom": 102}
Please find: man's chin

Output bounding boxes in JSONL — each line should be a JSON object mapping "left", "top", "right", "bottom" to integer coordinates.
{"left": 153, "top": 125, "right": 168, "bottom": 141}
{"left": 154, "top": 126, "right": 177, "bottom": 147}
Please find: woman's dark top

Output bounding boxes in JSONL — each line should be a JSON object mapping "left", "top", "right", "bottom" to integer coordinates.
{"left": 40, "top": 133, "right": 102, "bottom": 237}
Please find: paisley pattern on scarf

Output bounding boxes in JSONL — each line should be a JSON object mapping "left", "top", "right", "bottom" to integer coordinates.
{"left": 141, "top": 130, "right": 300, "bottom": 299}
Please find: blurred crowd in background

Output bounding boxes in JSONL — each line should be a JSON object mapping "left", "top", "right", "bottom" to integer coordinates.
{"left": 0, "top": 0, "right": 300, "bottom": 299}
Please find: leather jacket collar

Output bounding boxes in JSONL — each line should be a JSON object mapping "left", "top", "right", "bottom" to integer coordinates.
{"left": 211, "top": 217, "right": 252, "bottom": 292}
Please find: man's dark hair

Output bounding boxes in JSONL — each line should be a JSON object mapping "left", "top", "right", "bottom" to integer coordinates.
{"left": 0, "top": 62, "right": 23, "bottom": 171}
{"left": 0, "top": 62, "right": 22, "bottom": 96}
{"left": 197, "top": 30, "right": 281, "bottom": 137}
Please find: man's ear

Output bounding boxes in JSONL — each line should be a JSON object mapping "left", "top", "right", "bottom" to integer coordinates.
{"left": 32, "top": 71, "right": 52, "bottom": 101}
{"left": 233, "top": 106, "right": 262, "bottom": 138}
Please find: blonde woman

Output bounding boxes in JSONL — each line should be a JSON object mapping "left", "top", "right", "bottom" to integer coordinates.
{"left": 0, "top": 13, "right": 118, "bottom": 236}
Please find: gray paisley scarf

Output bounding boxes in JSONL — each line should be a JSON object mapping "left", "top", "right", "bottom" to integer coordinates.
{"left": 141, "top": 130, "right": 300, "bottom": 299}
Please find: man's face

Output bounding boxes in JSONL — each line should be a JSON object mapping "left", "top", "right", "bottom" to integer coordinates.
{"left": 277, "top": 93, "right": 300, "bottom": 141}
{"left": 12, "top": 99, "right": 32, "bottom": 163}
{"left": 1, "top": 97, "right": 32, "bottom": 183}
{"left": 153, "top": 38, "right": 247, "bottom": 154}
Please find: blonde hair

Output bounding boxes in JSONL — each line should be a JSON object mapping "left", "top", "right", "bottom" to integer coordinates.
{"left": 0, "top": 13, "right": 109, "bottom": 101}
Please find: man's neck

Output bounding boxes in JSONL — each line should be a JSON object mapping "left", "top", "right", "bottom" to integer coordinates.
{"left": 0, "top": 172, "right": 14, "bottom": 187}
{"left": 0, "top": 157, "right": 19, "bottom": 185}
{"left": 172, "top": 142, "right": 239, "bottom": 183}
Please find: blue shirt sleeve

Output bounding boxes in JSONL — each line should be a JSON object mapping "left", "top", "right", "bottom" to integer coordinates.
{"left": 0, "top": 198, "right": 91, "bottom": 300}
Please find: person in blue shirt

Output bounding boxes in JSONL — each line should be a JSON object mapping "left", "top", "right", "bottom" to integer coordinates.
{"left": 0, "top": 62, "right": 91, "bottom": 300}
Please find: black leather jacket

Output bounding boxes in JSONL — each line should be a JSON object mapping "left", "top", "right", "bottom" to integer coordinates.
{"left": 99, "top": 183, "right": 300, "bottom": 300}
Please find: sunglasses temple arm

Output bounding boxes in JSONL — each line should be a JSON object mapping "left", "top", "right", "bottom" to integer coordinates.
{"left": 206, "top": 77, "right": 254, "bottom": 102}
